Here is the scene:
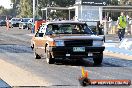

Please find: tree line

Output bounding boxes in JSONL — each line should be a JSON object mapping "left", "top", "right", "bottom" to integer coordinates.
{"left": 0, "top": 0, "right": 131, "bottom": 18}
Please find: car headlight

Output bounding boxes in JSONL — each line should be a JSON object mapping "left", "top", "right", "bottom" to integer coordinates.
{"left": 56, "top": 41, "right": 64, "bottom": 46}
{"left": 93, "top": 40, "right": 103, "bottom": 46}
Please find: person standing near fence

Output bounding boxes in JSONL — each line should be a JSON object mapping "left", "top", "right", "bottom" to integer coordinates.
{"left": 97, "top": 21, "right": 104, "bottom": 35}
{"left": 117, "top": 12, "right": 127, "bottom": 41}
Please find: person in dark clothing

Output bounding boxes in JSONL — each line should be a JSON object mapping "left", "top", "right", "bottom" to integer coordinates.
{"left": 97, "top": 21, "right": 103, "bottom": 35}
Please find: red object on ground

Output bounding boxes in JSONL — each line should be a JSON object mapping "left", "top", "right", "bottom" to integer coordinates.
{"left": 35, "top": 20, "right": 46, "bottom": 33}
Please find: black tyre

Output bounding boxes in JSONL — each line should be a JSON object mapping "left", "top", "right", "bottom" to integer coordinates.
{"left": 93, "top": 53, "right": 103, "bottom": 65}
{"left": 31, "top": 46, "right": 34, "bottom": 50}
{"left": 46, "top": 50, "right": 55, "bottom": 64}
{"left": 79, "top": 77, "right": 91, "bottom": 86}
{"left": 34, "top": 49, "right": 41, "bottom": 59}
{"left": 31, "top": 44, "right": 34, "bottom": 50}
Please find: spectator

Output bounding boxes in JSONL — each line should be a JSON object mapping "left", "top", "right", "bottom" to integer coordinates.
{"left": 117, "top": 12, "right": 128, "bottom": 41}
{"left": 97, "top": 21, "right": 103, "bottom": 35}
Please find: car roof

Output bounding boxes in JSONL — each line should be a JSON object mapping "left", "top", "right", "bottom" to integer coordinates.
{"left": 12, "top": 18, "right": 20, "bottom": 19}
{"left": 46, "top": 21, "right": 85, "bottom": 25}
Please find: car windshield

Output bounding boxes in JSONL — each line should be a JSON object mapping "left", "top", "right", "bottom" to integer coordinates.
{"left": 46, "top": 23, "right": 93, "bottom": 34}
{"left": 22, "top": 19, "right": 30, "bottom": 22}
{"left": 12, "top": 18, "right": 21, "bottom": 21}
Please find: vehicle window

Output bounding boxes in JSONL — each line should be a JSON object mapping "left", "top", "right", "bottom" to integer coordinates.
{"left": 38, "top": 33, "right": 44, "bottom": 37}
{"left": 35, "top": 32, "right": 39, "bottom": 37}
{"left": 46, "top": 23, "right": 93, "bottom": 34}
{"left": 12, "top": 18, "right": 21, "bottom": 21}
{"left": 84, "top": 25, "right": 94, "bottom": 34}
{"left": 35, "top": 32, "right": 44, "bottom": 37}
{"left": 39, "top": 26, "right": 46, "bottom": 33}
{"left": 46, "top": 25, "right": 53, "bottom": 35}
{"left": 22, "top": 19, "right": 30, "bottom": 22}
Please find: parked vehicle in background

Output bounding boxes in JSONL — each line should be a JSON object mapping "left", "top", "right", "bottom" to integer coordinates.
{"left": 0, "top": 15, "right": 8, "bottom": 27}
{"left": 19, "top": 18, "right": 31, "bottom": 29}
{"left": 31, "top": 21, "right": 105, "bottom": 65}
{"left": 0, "top": 20, "right": 6, "bottom": 26}
{"left": 27, "top": 18, "right": 45, "bottom": 30}
{"left": 27, "top": 18, "right": 33, "bottom": 30}
{"left": 9, "top": 18, "right": 21, "bottom": 27}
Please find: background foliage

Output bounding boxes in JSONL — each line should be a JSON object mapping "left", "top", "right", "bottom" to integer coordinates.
{"left": 0, "top": 0, "right": 131, "bottom": 18}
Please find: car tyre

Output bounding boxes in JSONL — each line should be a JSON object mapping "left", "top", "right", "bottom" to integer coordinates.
{"left": 34, "top": 49, "right": 41, "bottom": 59}
{"left": 93, "top": 53, "right": 103, "bottom": 65}
{"left": 31, "top": 44, "right": 34, "bottom": 50}
{"left": 46, "top": 50, "right": 55, "bottom": 64}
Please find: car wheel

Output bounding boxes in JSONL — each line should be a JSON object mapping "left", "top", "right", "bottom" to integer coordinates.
{"left": 93, "top": 53, "right": 103, "bottom": 65}
{"left": 46, "top": 50, "right": 55, "bottom": 64}
{"left": 31, "top": 44, "right": 34, "bottom": 50}
{"left": 34, "top": 49, "right": 41, "bottom": 59}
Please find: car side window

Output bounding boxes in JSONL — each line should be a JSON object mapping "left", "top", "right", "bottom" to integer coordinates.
{"left": 35, "top": 32, "right": 44, "bottom": 37}
{"left": 35, "top": 32, "right": 39, "bottom": 37}
{"left": 45, "top": 25, "right": 53, "bottom": 35}
{"left": 39, "top": 26, "right": 44, "bottom": 32}
{"left": 43, "top": 25, "right": 47, "bottom": 35}
{"left": 35, "top": 31, "right": 44, "bottom": 37}
{"left": 83, "top": 24, "right": 94, "bottom": 34}
{"left": 38, "top": 33, "right": 44, "bottom": 37}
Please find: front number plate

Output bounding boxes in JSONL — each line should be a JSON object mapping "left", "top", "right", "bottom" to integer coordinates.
{"left": 73, "top": 47, "right": 85, "bottom": 52}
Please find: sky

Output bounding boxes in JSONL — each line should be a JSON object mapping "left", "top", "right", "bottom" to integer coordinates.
{"left": 0, "top": 0, "right": 12, "bottom": 9}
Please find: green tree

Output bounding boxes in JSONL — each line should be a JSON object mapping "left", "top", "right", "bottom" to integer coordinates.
{"left": 38, "top": 0, "right": 75, "bottom": 7}
{"left": 19, "top": 0, "right": 32, "bottom": 17}
{"left": 53, "top": 0, "right": 75, "bottom": 7}
{"left": 10, "top": 0, "right": 20, "bottom": 17}
{"left": 37, "top": 0, "right": 75, "bottom": 19}
{"left": 0, "top": 6, "right": 8, "bottom": 15}
{"left": 110, "top": 0, "right": 118, "bottom": 5}
{"left": 119, "top": 0, "right": 132, "bottom": 5}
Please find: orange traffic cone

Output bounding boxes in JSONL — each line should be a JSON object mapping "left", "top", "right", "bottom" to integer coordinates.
{"left": 85, "top": 71, "right": 88, "bottom": 78}
{"left": 81, "top": 67, "right": 88, "bottom": 78}
{"left": 79, "top": 67, "right": 91, "bottom": 86}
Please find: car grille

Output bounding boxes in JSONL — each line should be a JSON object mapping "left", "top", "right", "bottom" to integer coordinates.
{"left": 64, "top": 40, "right": 93, "bottom": 47}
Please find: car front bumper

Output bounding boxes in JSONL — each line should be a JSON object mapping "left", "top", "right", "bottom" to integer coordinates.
{"left": 48, "top": 46, "right": 105, "bottom": 59}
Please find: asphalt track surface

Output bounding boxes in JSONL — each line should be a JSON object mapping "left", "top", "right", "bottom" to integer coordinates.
{"left": 0, "top": 27, "right": 132, "bottom": 88}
